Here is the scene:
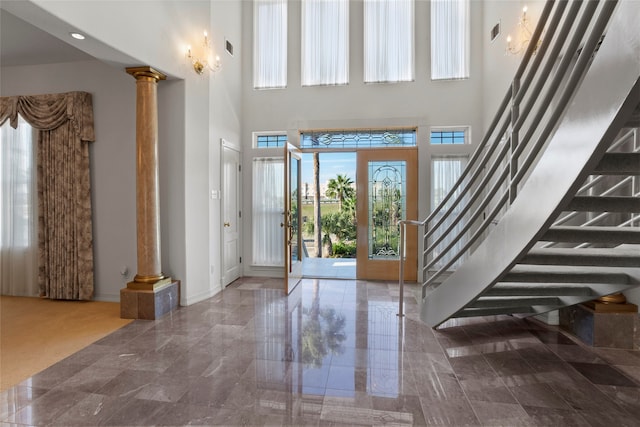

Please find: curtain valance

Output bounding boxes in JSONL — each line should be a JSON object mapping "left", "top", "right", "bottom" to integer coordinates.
{"left": 0, "top": 92, "right": 95, "bottom": 143}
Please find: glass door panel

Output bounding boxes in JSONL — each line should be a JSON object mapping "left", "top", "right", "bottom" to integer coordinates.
{"left": 284, "top": 143, "right": 303, "bottom": 294}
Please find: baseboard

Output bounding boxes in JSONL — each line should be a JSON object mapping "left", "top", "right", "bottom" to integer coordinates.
{"left": 245, "top": 265, "right": 284, "bottom": 278}
{"left": 181, "top": 283, "right": 222, "bottom": 306}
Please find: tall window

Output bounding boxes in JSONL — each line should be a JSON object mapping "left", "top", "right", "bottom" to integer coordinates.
{"left": 364, "top": 0, "right": 414, "bottom": 83}
{"left": 0, "top": 116, "right": 38, "bottom": 296}
{"left": 431, "top": 0, "right": 470, "bottom": 80}
{"left": 301, "top": 0, "right": 349, "bottom": 86}
{"left": 254, "top": 0, "right": 288, "bottom": 89}
{"left": 252, "top": 157, "right": 285, "bottom": 266}
{"left": 431, "top": 156, "right": 468, "bottom": 268}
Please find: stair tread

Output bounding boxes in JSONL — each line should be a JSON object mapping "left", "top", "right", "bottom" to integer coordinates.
{"left": 524, "top": 247, "right": 640, "bottom": 266}
{"left": 573, "top": 195, "right": 638, "bottom": 199}
{"left": 504, "top": 265, "right": 630, "bottom": 284}
{"left": 509, "top": 264, "right": 632, "bottom": 274}
{"left": 477, "top": 295, "right": 564, "bottom": 301}
{"left": 471, "top": 296, "right": 561, "bottom": 308}
{"left": 527, "top": 247, "right": 640, "bottom": 257}
{"left": 543, "top": 226, "right": 640, "bottom": 244}
{"left": 492, "top": 282, "right": 594, "bottom": 288}
{"left": 485, "top": 285, "right": 591, "bottom": 296}
{"left": 548, "top": 226, "right": 640, "bottom": 232}
{"left": 455, "top": 306, "right": 537, "bottom": 317}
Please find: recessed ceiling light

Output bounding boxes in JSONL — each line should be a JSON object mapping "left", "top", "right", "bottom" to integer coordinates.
{"left": 70, "top": 32, "right": 85, "bottom": 40}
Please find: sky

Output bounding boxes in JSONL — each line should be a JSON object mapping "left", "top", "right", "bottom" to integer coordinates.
{"left": 300, "top": 152, "right": 357, "bottom": 186}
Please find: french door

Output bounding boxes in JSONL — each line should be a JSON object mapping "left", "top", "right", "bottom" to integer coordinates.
{"left": 284, "top": 143, "right": 303, "bottom": 294}
{"left": 356, "top": 148, "right": 418, "bottom": 281}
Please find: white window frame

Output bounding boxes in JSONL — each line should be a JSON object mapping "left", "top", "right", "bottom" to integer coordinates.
{"left": 431, "top": 0, "right": 470, "bottom": 80}
{"left": 253, "top": 131, "right": 288, "bottom": 149}
{"left": 364, "top": 0, "right": 415, "bottom": 83}
{"left": 301, "top": 0, "right": 350, "bottom": 86}
{"left": 429, "top": 126, "right": 471, "bottom": 145}
{"left": 253, "top": 0, "right": 288, "bottom": 89}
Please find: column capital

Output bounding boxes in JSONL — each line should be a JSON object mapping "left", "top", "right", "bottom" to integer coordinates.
{"left": 126, "top": 66, "right": 167, "bottom": 82}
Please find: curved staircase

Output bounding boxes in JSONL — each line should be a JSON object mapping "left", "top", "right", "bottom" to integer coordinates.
{"left": 418, "top": 0, "right": 640, "bottom": 328}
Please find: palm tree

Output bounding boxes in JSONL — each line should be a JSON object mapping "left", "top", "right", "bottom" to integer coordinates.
{"left": 313, "top": 152, "right": 322, "bottom": 257}
{"left": 342, "top": 194, "right": 356, "bottom": 219}
{"left": 325, "top": 174, "right": 354, "bottom": 211}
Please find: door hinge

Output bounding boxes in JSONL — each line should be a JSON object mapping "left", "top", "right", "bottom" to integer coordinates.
{"left": 239, "top": 210, "right": 242, "bottom": 218}
{"left": 239, "top": 257, "right": 242, "bottom": 263}
{"left": 238, "top": 164, "right": 242, "bottom": 172}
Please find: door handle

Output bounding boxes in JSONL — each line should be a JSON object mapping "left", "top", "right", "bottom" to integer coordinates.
{"left": 224, "top": 222, "right": 231, "bottom": 227}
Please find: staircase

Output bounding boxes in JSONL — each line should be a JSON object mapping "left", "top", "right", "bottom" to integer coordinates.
{"left": 415, "top": 0, "right": 640, "bottom": 328}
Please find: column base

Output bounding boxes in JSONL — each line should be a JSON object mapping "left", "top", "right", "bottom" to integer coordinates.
{"left": 559, "top": 302, "right": 638, "bottom": 349}
{"left": 120, "top": 279, "right": 180, "bottom": 320}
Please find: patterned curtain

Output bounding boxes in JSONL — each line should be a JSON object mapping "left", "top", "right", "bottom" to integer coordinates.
{"left": 0, "top": 92, "right": 95, "bottom": 300}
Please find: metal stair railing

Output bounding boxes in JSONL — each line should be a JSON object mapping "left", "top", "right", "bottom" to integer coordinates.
{"left": 397, "top": 0, "right": 621, "bottom": 317}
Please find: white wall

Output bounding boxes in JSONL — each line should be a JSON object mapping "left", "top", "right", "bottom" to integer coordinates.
{"left": 209, "top": 0, "right": 244, "bottom": 289}
{"left": 1, "top": 0, "right": 244, "bottom": 305}
{"left": 240, "top": 0, "right": 485, "bottom": 277}
{"left": 481, "top": 0, "right": 546, "bottom": 129}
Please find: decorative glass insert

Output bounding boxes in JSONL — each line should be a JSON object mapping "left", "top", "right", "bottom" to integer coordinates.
{"left": 256, "top": 134, "right": 287, "bottom": 148}
{"left": 430, "top": 130, "right": 466, "bottom": 144}
{"left": 368, "top": 160, "right": 406, "bottom": 260}
{"left": 301, "top": 129, "right": 416, "bottom": 149}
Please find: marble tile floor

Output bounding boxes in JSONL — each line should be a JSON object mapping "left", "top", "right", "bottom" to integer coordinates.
{"left": 2, "top": 277, "right": 640, "bottom": 426}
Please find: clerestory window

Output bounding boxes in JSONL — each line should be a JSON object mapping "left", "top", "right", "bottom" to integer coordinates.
{"left": 431, "top": 0, "right": 470, "bottom": 80}
{"left": 254, "top": 0, "right": 288, "bottom": 89}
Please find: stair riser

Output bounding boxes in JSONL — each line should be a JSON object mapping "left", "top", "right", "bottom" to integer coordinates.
{"left": 470, "top": 297, "right": 561, "bottom": 308}
{"left": 542, "top": 229, "right": 640, "bottom": 244}
{"left": 594, "top": 153, "right": 640, "bottom": 175}
{"left": 455, "top": 307, "right": 536, "bottom": 317}
{"left": 520, "top": 254, "right": 640, "bottom": 267}
{"left": 568, "top": 197, "right": 640, "bottom": 212}
{"left": 502, "top": 273, "right": 629, "bottom": 284}
{"left": 486, "top": 287, "right": 593, "bottom": 297}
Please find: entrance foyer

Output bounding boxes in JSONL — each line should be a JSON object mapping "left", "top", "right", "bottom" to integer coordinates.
{"left": 3, "top": 277, "right": 640, "bottom": 425}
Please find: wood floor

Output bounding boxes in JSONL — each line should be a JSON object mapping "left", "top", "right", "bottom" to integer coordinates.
{"left": 0, "top": 295, "right": 132, "bottom": 391}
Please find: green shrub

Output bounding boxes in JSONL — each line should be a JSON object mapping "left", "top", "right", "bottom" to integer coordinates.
{"left": 332, "top": 241, "right": 356, "bottom": 257}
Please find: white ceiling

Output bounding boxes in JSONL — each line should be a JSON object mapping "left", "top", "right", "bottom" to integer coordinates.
{"left": 0, "top": 9, "right": 94, "bottom": 67}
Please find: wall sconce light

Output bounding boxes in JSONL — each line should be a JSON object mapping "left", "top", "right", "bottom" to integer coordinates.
{"left": 186, "top": 31, "right": 222, "bottom": 75}
{"left": 506, "top": 6, "right": 539, "bottom": 55}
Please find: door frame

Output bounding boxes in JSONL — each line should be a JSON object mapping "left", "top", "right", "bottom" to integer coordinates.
{"left": 221, "top": 138, "right": 242, "bottom": 287}
{"left": 356, "top": 147, "right": 418, "bottom": 281}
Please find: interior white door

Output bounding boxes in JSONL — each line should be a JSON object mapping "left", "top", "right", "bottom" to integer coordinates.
{"left": 222, "top": 141, "right": 242, "bottom": 287}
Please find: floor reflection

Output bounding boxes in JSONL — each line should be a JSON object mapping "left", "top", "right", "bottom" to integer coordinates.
{"left": 254, "top": 279, "right": 409, "bottom": 422}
